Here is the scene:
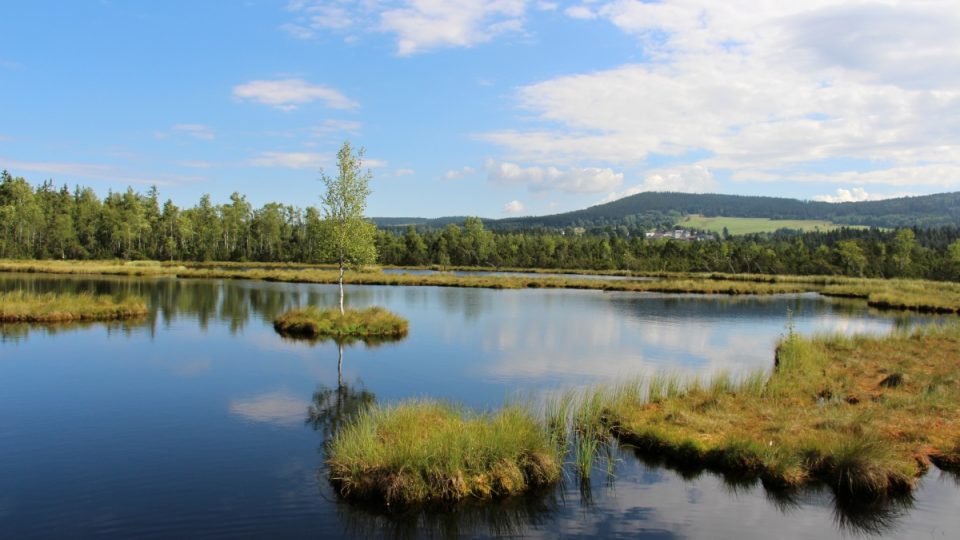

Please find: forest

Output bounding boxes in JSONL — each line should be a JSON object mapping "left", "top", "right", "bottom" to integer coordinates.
{"left": 3, "top": 171, "right": 960, "bottom": 281}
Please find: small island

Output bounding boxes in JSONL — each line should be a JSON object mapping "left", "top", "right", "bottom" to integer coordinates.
{"left": 0, "top": 291, "right": 148, "bottom": 323}
{"left": 326, "top": 399, "right": 562, "bottom": 506}
{"left": 273, "top": 306, "right": 408, "bottom": 339}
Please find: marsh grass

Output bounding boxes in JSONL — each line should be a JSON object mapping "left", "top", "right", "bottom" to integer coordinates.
{"left": 326, "top": 399, "right": 562, "bottom": 506}
{"left": 0, "top": 290, "right": 147, "bottom": 322}
{"left": 273, "top": 306, "right": 408, "bottom": 339}
{"left": 5, "top": 259, "right": 960, "bottom": 314}
{"left": 607, "top": 325, "right": 960, "bottom": 497}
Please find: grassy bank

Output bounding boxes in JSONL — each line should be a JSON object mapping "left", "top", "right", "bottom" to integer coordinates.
{"left": 2, "top": 259, "right": 960, "bottom": 314}
{"left": 0, "top": 290, "right": 147, "bottom": 322}
{"left": 327, "top": 399, "right": 562, "bottom": 506}
{"left": 274, "top": 306, "right": 408, "bottom": 339}
{"left": 604, "top": 325, "right": 960, "bottom": 497}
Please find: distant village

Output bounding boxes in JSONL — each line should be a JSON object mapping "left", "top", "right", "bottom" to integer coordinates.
{"left": 562, "top": 226, "right": 717, "bottom": 241}
{"left": 644, "top": 229, "right": 717, "bottom": 241}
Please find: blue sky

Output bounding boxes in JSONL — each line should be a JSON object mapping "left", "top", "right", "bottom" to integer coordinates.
{"left": 2, "top": 1, "right": 959, "bottom": 218}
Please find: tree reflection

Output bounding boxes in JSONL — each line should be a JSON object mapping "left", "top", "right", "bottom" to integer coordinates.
{"left": 306, "top": 343, "right": 376, "bottom": 441}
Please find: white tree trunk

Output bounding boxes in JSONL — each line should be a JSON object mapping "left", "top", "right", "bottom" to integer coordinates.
{"left": 338, "top": 262, "right": 345, "bottom": 315}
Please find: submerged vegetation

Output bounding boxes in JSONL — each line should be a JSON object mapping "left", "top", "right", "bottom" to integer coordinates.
{"left": 605, "top": 325, "right": 960, "bottom": 497}
{"left": 274, "top": 306, "right": 408, "bottom": 339}
{"left": 0, "top": 290, "right": 147, "bottom": 323}
{"left": 327, "top": 399, "right": 562, "bottom": 506}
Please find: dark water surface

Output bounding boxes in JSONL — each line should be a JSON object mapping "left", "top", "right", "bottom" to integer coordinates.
{"left": 0, "top": 273, "right": 956, "bottom": 539}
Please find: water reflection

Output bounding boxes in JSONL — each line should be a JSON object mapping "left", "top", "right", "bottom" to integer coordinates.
{"left": 1, "top": 272, "right": 955, "bottom": 539}
{"left": 307, "top": 344, "right": 376, "bottom": 440}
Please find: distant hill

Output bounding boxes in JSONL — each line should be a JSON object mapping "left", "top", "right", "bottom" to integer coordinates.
{"left": 375, "top": 191, "right": 960, "bottom": 232}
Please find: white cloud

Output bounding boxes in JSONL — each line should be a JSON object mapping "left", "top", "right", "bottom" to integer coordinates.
{"left": 482, "top": 1, "right": 960, "bottom": 194}
{"left": 536, "top": 2, "right": 558, "bottom": 11}
{"left": 233, "top": 78, "right": 358, "bottom": 111}
{"left": 284, "top": 1, "right": 528, "bottom": 55}
{"left": 601, "top": 165, "right": 716, "bottom": 202}
{"left": 813, "top": 187, "right": 871, "bottom": 203}
{"left": 813, "top": 187, "right": 919, "bottom": 203}
{"left": 249, "top": 151, "right": 326, "bottom": 169}
{"left": 443, "top": 165, "right": 477, "bottom": 180}
{"left": 486, "top": 159, "right": 623, "bottom": 193}
{"left": 564, "top": 5, "right": 596, "bottom": 20}
{"left": 382, "top": 0, "right": 526, "bottom": 55}
{"left": 171, "top": 124, "right": 215, "bottom": 140}
{"left": 503, "top": 199, "right": 525, "bottom": 214}
{"left": 395, "top": 168, "right": 415, "bottom": 175}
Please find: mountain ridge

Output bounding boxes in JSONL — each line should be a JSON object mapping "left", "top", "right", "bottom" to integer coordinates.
{"left": 373, "top": 191, "right": 960, "bottom": 230}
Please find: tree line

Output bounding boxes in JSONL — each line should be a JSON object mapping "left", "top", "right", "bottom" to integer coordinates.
{"left": 3, "top": 171, "right": 960, "bottom": 280}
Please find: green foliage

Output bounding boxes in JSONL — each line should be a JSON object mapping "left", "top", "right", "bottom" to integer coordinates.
{"left": 320, "top": 142, "right": 377, "bottom": 271}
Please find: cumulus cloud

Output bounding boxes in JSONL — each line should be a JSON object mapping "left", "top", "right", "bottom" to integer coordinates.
{"left": 395, "top": 168, "right": 416, "bottom": 176}
{"left": 249, "top": 151, "right": 326, "bottom": 169}
{"left": 283, "top": 0, "right": 527, "bottom": 55}
{"left": 481, "top": 1, "right": 960, "bottom": 194}
{"left": 813, "top": 187, "right": 871, "bottom": 203}
{"left": 503, "top": 199, "right": 525, "bottom": 214}
{"left": 601, "top": 165, "right": 716, "bottom": 202}
{"left": 233, "top": 78, "right": 358, "bottom": 111}
{"left": 486, "top": 159, "right": 623, "bottom": 193}
{"left": 443, "top": 165, "right": 477, "bottom": 180}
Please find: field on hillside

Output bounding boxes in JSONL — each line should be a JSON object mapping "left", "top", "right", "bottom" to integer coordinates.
{"left": 682, "top": 214, "right": 843, "bottom": 235}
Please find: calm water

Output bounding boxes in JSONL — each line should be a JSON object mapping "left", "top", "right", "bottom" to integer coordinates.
{"left": 0, "top": 273, "right": 956, "bottom": 539}
{"left": 379, "top": 268, "right": 654, "bottom": 281}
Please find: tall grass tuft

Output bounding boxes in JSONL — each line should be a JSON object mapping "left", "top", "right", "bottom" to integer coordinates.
{"left": 326, "top": 399, "right": 562, "bottom": 506}
{"left": 0, "top": 290, "right": 147, "bottom": 323}
{"left": 274, "top": 306, "right": 408, "bottom": 339}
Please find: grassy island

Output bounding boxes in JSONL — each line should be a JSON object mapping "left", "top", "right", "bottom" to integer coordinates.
{"left": 605, "top": 325, "right": 960, "bottom": 497}
{"left": 273, "top": 306, "right": 408, "bottom": 339}
{"left": 0, "top": 291, "right": 148, "bottom": 323}
{"left": 326, "top": 400, "right": 562, "bottom": 506}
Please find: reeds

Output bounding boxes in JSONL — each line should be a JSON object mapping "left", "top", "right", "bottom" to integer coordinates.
{"left": 0, "top": 290, "right": 147, "bottom": 322}
{"left": 273, "top": 306, "right": 408, "bottom": 338}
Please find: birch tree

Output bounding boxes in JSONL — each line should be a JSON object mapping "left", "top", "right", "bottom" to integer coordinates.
{"left": 321, "top": 141, "right": 376, "bottom": 314}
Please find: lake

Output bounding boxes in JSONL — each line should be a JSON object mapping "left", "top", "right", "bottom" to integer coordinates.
{"left": 0, "top": 273, "right": 956, "bottom": 539}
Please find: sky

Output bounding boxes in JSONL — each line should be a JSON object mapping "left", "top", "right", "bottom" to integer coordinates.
{"left": 2, "top": 1, "right": 959, "bottom": 218}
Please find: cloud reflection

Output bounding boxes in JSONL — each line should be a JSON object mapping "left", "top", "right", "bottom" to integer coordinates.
{"left": 229, "top": 391, "right": 308, "bottom": 426}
